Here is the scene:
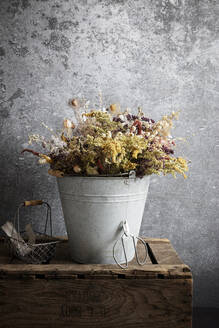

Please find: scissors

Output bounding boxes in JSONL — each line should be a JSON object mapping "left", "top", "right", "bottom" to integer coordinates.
{"left": 113, "top": 220, "right": 148, "bottom": 269}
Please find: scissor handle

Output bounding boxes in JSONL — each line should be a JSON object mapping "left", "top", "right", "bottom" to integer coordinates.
{"left": 23, "top": 200, "right": 43, "bottom": 207}
{"left": 113, "top": 235, "right": 128, "bottom": 269}
{"left": 133, "top": 236, "right": 148, "bottom": 266}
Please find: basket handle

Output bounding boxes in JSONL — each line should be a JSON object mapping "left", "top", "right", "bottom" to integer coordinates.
{"left": 24, "top": 200, "right": 43, "bottom": 207}
{"left": 14, "top": 200, "right": 52, "bottom": 237}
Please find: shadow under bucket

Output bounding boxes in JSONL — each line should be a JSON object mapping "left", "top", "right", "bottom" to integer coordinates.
{"left": 57, "top": 175, "right": 150, "bottom": 264}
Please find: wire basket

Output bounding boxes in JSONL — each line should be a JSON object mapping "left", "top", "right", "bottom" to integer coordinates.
{"left": 5, "top": 200, "right": 61, "bottom": 264}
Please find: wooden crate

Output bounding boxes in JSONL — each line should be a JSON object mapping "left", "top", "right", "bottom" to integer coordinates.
{"left": 0, "top": 238, "right": 192, "bottom": 328}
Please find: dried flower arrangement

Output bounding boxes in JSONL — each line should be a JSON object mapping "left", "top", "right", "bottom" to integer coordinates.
{"left": 22, "top": 99, "right": 188, "bottom": 178}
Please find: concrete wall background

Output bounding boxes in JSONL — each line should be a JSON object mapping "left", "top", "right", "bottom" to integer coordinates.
{"left": 0, "top": 0, "right": 218, "bottom": 307}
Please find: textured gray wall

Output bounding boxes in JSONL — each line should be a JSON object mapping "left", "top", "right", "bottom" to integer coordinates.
{"left": 0, "top": 0, "right": 218, "bottom": 308}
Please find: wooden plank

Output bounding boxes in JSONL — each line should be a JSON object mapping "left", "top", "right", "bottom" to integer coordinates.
{"left": 0, "top": 263, "right": 191, "bottom": 280}
{"left": 0, "top": 277, "right": 192, "bottom": 328}
{"left": 0, "top": 238, "right": 191, "bottom": 278}
{"left": 147, "top": 240, "right": 184, "bottom": 265}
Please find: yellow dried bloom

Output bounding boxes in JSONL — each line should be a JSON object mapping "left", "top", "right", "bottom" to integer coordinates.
{"left": 121, "top": 159, "right": 137, "bottom": 171}
{"left": 102, "top": 139, "right": 122, "bottom": 163}
{"left": 86, "top": 166, "right": 99, "bottom": 175}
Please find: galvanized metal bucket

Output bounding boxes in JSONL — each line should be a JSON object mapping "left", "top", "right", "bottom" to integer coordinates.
{"left": 57, "top": 175, "right": 150, "bottom": 264}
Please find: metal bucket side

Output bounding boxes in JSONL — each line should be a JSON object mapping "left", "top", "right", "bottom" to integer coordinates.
{"left": 57, "top": 176, "right": 150, "bottom": 264}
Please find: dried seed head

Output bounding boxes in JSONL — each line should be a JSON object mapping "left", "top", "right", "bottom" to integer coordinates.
{"left": 63, "top": 119, "right": 75, "bottom": 129}
{"left": 73, "top": 165, "right": 81, "bottom": 173}
{"left": 71, "top": 98, "right": 78, "bottom": 107}
{"left": 110, "top": 104, "right": 117, "bottom": 112}
{"left": 138, "top": 107, "right": 143, "bottom": 116}
{"left": 38, "top": 158, "right": 47, "bottom": 164}
{"left": 61, "top": 133, "right": 68, "bottom": 142}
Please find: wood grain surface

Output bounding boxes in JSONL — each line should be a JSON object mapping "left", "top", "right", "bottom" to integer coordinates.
{"left": 0, "top": 278, "right": 192, "bottom": 328}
